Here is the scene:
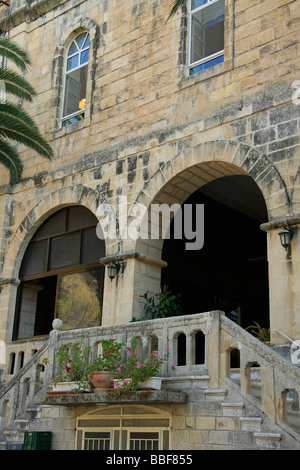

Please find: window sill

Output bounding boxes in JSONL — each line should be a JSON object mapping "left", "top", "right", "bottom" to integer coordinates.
{"left": 50, "top": 116, "right": 90, "bottom": 140}
{"left": 177, "top": 61, "right": 226, "bottom": 91}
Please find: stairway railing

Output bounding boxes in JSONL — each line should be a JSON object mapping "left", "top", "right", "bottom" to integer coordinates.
{"left": 1, "top": 311, "right": 300, "bottom": 441}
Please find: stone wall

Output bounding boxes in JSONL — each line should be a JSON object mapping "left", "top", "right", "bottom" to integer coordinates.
{"left": 0, "top": 0, "right": 299, "bottom": 343}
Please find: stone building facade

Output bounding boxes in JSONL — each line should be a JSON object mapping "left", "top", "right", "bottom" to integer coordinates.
{"left": 0, "top": 0, "right": 300, "bottom": 451}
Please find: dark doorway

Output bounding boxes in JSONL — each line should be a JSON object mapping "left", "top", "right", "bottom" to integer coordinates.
{"left": 161, "top": 175, "right": 269, "bottom": 329}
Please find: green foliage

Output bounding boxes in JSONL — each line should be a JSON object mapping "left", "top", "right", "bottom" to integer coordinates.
{"left": 0, "top": 37, "right": 53, "bottom": 184}
{"left": 91, "top": 339, "right": 126, "bottom": 372}
{"left": 245, "top": 321, "right": 270, "bottom": 342}
{"left": 167, "top": 0, "right": 185, "bottom": 21}
{"left": 142, "top": 285, "right": 182, "bottom": 320}
{"left": 113, "top": 337, "right": 170, "bottom": 393}
{"left": 51, "top": 340, "right": 92, "bottom": 390}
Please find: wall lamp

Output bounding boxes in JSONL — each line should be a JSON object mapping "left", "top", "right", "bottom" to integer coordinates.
{"left": 278, "top": 226, "right": 293, "bottom": 251}
{"left": 107, "top": 262, "right": 121, "bottom": 281}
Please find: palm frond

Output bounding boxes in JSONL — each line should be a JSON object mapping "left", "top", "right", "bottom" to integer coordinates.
{"left": 0, "top": 104, "right": 54, "bottom": 159}
{"left": 0, "top": 67, "right": 36, "bottom": 102}
{"left": 0, "top": 37, "right": 31, "bottom": 71}
{"left": 0, "top": 101, "right": 38, "bottom": 129}
{"left": 167, "top": 0, "right": 185, "bottom": 21}
{"left": 0, "top": 37, "right": 53, "bottom": 184}
{"left": 0, "top": 137, "right": 23, "bottom": 184}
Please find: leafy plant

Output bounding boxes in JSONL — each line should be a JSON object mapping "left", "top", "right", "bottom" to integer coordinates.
{"left": 45, "top": 340, "right": 92, "bottom": 390}
{"left": 113, "top": 337, "right": 170, "bottom": 393}
{"left": 142, "top": 285, "right": 182, "bottom": 320}
{"left": 91, "top": 339, "right": 125, "bottom": 372}
{"left": 0, "top": 37, "right": 53, "bottom": 184}
{"left": 245, "top": 322, "right": 270, "bottom": 343}
{"left": 167, "top": 0, "right": 185, "bottom": 21}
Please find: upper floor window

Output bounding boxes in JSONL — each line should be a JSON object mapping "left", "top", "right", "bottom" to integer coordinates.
{"left": 189, "top": 0, "right": 225, "bottom": 75}
{"left": 62, "top": 32, "right": 90, "bottom": 127}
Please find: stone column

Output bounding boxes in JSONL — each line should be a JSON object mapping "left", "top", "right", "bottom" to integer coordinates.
{"left": 261, "top": 217, "right": 300, "bottom": 344}
{"left": 0, "top": 278, "right": 20, "bottom": 346}
{"left": 100, "top": 250, "right": 167, "bottom": 325}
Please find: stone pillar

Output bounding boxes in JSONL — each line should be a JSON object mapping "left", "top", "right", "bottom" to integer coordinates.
{"left": 262, "top": 218, "right": 300, "bottom": 344}
{"left": 0, "top": 278, "right": 20, "bottom": 346}
{"left": 100, "top": 250, "right": 167, "bottom": 325}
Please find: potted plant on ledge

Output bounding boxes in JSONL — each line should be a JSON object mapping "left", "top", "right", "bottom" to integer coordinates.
{"left": 89, "top": 339, "right": 125, "bottom": 391}
{"left": 47, "top": 340, "right": 92, "bottom": 393}
{"left": 112, "top": 338, "right": 170, "bottom": 393}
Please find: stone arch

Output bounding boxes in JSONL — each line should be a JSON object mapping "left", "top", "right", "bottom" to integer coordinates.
{"left": 130, "top": 140, "right": 278, "bottom": 322}
{"left": 135, "top": 140, "right": 290, "bottom": 219}
{"left": 3, "top": 184, "right": 108, "bottom": 281}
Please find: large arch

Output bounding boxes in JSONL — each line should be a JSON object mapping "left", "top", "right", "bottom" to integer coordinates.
{"left": 134, "top": 140, "right": 290, "bottom": 219}
{"left": 0, "top": 184, "right": 111, "bottom": 341}
{"left": 131, "top": 140, "right": 286, "bottom": 326}
{"left": 3, "top": 184, "right": 109, "bottom": 282}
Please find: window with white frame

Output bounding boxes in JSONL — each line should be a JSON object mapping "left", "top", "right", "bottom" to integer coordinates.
{"left": 76, "top": 406, "right": 170, "bottom": 450}
{"left": 189, "top": 0, "right": 225, "bottom": 75}
{"left": 62, "top": 32, "right": 90, "bottom": 127}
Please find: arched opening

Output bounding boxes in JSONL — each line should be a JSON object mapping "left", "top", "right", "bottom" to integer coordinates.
{"left": 13, "top": 206, "right": 105, "bottom": 339}
{"left": 161, "top": 173, "right": 269, "bottom": 330}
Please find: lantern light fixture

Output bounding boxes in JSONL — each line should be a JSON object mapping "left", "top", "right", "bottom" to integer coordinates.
{"left": 278, "top": 226, "right": 293, "bottom": 251}
{"left": 107, "top": 262, "right": 120, "bottom": 281}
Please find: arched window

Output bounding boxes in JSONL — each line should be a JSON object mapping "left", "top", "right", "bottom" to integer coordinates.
{"left": 62, "top": 32, "right": 90, "bottom": 126}
{"left": 14, "top": 206, "right": 105, "bottom": 339}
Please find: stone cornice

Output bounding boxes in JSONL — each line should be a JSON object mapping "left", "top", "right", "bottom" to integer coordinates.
{"left": 260, "top": 215, "right": 300, "bottom": 232}
{"left": 99, "top": 250, "right": 168, "bottom": 268}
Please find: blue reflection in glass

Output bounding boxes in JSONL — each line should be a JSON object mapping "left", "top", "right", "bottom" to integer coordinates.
{"left": 190, "top": 54, "right": 224, "bottom": 75}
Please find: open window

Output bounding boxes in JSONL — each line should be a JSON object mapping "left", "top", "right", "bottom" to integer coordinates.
{"left": 14, "top": 206, "right": 105, "bottom": 339}
{"left": 62, "top": 32, "right": 90, "bottom": 126}
{"left": 189, "top": 0, "right": 225, "bottom": 74}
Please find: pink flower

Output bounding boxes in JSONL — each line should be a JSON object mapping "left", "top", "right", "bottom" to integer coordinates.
{"left": 109, "top": 377, "right": 114, "bottom": 382}
{"left": 171, "top": 364, "right": 175, "bottom": 368}
{"left": 126, "top": 347, "right": 131, "bottom": 351}
{"left": 136, "top": 364, "right": 141, "bottom": 369}
{"left": 164, "top": 347, "right": 170, "bottom": 351}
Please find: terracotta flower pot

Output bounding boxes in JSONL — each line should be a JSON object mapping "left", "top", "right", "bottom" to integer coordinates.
{"left": 89, "top": 371, "right": 113, "bottom": 390}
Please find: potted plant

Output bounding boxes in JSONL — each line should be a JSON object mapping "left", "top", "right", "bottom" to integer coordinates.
{"left": 89, "top": 339, "right": 125, "bottom": 390}
{"left": 136, "top": 284, "right": 182, "bottom": 321}
{"left": 46, "top": 340, "right": 92, "bottom": 393}
{"left": 245, "top": 321, "right": 270, "bottom": 345}
{"left": 113, "top": 338, "right": 170, "bottom": 393}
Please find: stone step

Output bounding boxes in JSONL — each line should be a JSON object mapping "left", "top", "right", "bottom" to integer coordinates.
{"left": 221, "top": 402, "right": 244, "bottom": 417}
{"left": 240, "top": 417, "right": 262, "bottom": 432}
{"left": 254, "top": 432, "right": 282, "bottom": 449}
{"left": 204, "top": 388, "right": 227, "bottom": 401}
{"left": 163, "top": 375, "right": 211, "bottom": 390}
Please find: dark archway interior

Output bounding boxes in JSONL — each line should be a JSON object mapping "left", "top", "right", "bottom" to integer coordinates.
{"left": 161, "top": 175, "right": 269, "bottom": 329}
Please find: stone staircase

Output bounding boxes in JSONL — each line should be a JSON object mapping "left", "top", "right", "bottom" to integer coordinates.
{"left": 1, "top": 311, "right": 300, "bottom": 450}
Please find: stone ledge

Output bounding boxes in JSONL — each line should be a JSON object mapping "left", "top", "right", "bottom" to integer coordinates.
{"left": 44, "top": 390, "right": 188, "bottom": 406}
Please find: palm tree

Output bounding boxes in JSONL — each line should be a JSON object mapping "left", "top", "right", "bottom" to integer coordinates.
{"left": 168, "top": 0, "right": 185, "bottom": 20}
{"left": 0, "top": 37, "right": 53, "bottom": 184}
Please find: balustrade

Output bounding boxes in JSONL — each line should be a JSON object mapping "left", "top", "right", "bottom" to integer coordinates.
{"left": 1, "top": 311, "right": 300, "bottom": 438}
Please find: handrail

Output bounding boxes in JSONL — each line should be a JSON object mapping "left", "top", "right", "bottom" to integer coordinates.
{"left": 1, "top": 311, "right": 300, "bottom": 444}
{"left": 271, "top": 328, "right": 296, "bottom": 345}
